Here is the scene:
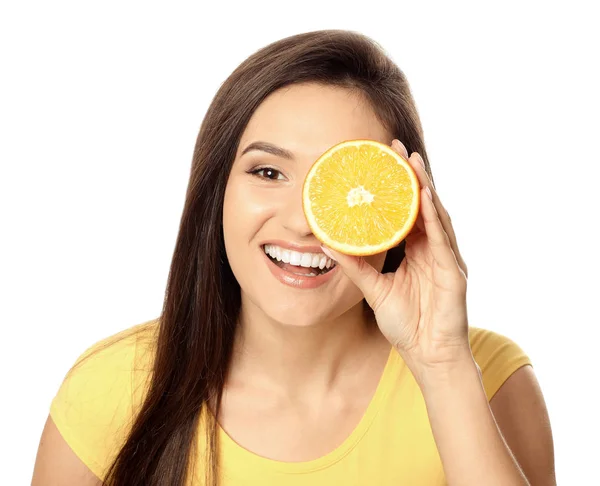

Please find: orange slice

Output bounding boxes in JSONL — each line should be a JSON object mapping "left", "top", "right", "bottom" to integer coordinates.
{"left": 302, "top": 139, "right": 421, "bottom": 256}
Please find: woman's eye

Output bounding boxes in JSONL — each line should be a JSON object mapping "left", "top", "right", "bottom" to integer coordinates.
{"left": 250, "top": 167, "right": 286, "bottom": 181}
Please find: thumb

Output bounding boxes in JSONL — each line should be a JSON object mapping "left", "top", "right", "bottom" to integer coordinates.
{"left": 320, "top": 244, "right": 390, "bottom": 311}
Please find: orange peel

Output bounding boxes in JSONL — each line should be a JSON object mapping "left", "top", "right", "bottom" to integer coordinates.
{"left": 302, "top": 139, "right": 421, "bottom": 256}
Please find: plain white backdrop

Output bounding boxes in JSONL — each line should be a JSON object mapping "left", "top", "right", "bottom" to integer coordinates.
{"left": 1, "top": 0, "right": 598, "bottom": 483}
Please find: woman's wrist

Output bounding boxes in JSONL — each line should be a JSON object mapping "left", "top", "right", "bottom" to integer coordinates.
{"left": 398, "top": 345, "right": 478, "bottom": 392}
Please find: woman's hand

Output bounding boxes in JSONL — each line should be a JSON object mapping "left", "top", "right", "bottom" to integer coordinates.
{"left": 321, "top": 139, "right": 471, "bottom": 374}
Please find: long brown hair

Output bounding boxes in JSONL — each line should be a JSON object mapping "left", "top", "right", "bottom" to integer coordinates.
{"left": 101, "top": 29, "right": 434, "bottom": 486}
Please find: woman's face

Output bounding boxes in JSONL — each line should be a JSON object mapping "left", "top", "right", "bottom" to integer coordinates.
{"left": 223, "top": 82, "right": 392, "bottom": 327}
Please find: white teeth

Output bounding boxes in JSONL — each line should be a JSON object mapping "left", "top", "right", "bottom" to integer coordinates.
{"left": 290, "top": 252, "right": 302, "bottom": 266}
{"left": 263, "top": 244, "right": 335, "bottom": 270}
{"left": 311, "top": 254, "right": 321, "bottom": 268}
{"left": 318, "top": 255, "right": 327, "bottom": 269}
{"left": 300, "top": 253, "right": 312, "bottom": 268}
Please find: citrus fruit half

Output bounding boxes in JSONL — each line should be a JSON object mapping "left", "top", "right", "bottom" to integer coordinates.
{"left": 302, "top": 139, "right": 421, "bottom": 256}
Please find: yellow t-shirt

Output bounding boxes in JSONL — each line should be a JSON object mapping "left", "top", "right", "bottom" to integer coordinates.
{"left": 49, "top": 318, "right": 532, "bottom": 485}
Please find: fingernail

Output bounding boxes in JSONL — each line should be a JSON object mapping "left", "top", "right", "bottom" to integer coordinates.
{"left": 416, "top": 153, "right": 425, "bottom": 170}
{"left": 425, "top": 186, "right": 433, "bottom": 200}
{"left": 393, "top": 139, "right": 406, "bottom": 152}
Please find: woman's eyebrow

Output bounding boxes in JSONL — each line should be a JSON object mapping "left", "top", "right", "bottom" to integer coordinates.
{"left": 241, "top": 141, "right": 295, "bottom": 161}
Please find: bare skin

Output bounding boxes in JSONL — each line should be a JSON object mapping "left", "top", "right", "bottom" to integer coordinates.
{"left": 217, "top": 318, "right": 393, "bottom": 462}
{"left": 217, "top": 81, "right": 555, "bottom": 485}
{"left": 31, "top": 82, "right": 555, "bottom": 484}
{"left": 31, "top": 415, "right": 102, "bottom": 485}
{"left": 219, "top": 82, "right": 395, "bottom": 461}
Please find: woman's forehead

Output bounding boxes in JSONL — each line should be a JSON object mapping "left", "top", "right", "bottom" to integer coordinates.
{"left": 238, "top": 84, "right": 390, "bottom": 161}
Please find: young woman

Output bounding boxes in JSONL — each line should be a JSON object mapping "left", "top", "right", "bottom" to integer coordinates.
{"left": 32, "top": 30, "right": 556, "bottom": 486}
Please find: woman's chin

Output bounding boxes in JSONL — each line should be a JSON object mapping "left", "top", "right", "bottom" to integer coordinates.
{"left": 258, "top": 305, "right": 337, "bottom": 329}
{"left": 239, "top": 291, "right": 365, "bottom": 329}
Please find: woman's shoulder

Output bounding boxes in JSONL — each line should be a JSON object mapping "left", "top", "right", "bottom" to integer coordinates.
{"left": 49, "top": 317, "right": 159, "bottom": 480}
{"left": 467, "top": 326, "right": 532, "bottom": 401}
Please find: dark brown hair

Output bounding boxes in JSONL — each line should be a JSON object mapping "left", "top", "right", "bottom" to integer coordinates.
{"left": 100, "top": 28, "right": 434, "bottom": 486}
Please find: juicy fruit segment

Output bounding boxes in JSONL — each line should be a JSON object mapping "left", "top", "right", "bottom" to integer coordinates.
{"left": 302, "top": 140, "right": 421, "bottom": 256}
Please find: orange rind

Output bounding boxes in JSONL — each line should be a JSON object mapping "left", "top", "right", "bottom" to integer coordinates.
{"left": 302, "top": 139, "right": 421, "bottom": 256}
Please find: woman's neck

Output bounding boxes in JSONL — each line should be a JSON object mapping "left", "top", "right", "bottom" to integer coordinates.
{"left": 227, "top": 300, "right": 388, "bottom": 400}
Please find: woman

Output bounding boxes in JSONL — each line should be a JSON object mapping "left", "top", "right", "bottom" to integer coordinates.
{"left": 32, "top": 29, "right": 556, "bottom": 485}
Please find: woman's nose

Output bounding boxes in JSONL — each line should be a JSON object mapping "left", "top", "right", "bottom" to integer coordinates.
{"left": 280, "top": 183, "right": 313, "bottom": 237}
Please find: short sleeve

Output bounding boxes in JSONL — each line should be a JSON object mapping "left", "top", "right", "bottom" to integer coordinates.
{"left": 49, "top": 327, "right": 139, "bottom": 480}
{"left": 468, "top": 327, "right": 533, "bottom": 402}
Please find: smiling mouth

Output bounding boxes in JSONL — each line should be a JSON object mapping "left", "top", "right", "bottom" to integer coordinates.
{"left": 262, "top": 245, "right": 336, "bottom": 277}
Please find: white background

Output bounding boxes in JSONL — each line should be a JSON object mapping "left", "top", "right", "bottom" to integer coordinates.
{"left": 1, "top": 0, "right": 598, "bottom": 483}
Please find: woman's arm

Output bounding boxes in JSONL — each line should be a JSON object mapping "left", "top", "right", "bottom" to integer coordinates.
{"left": 410, "top": 353, "right": 556, "bottom": 486}
{"left": 31, "top": 415, "right": 102, "bottom": 486}
{"left": 489, "top": 364, "right": 557, "bottom": 486}
{"left": 320, "top": 140, "right": 556, "bottom": 485}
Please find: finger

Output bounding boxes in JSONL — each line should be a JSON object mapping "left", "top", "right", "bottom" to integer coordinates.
{"left": 389, "top": 141, "right": 466, "bottom": 276}
{"left": 401, "top": 148, "right": 468, "bottom": 278}
{"left": 391, "top": 140, "right": 424, "bottom": 235}
{"left": 405, "top": 210, "right": 425, "bottom": 236}
{"left": 320, "top": 245, "right": 392, "bottom": 312}
{"left": 391, "top": 138, "right": 409, "bottom": 160}
{"left": 420, "top": 186, "right": 465, "bottom": 277}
